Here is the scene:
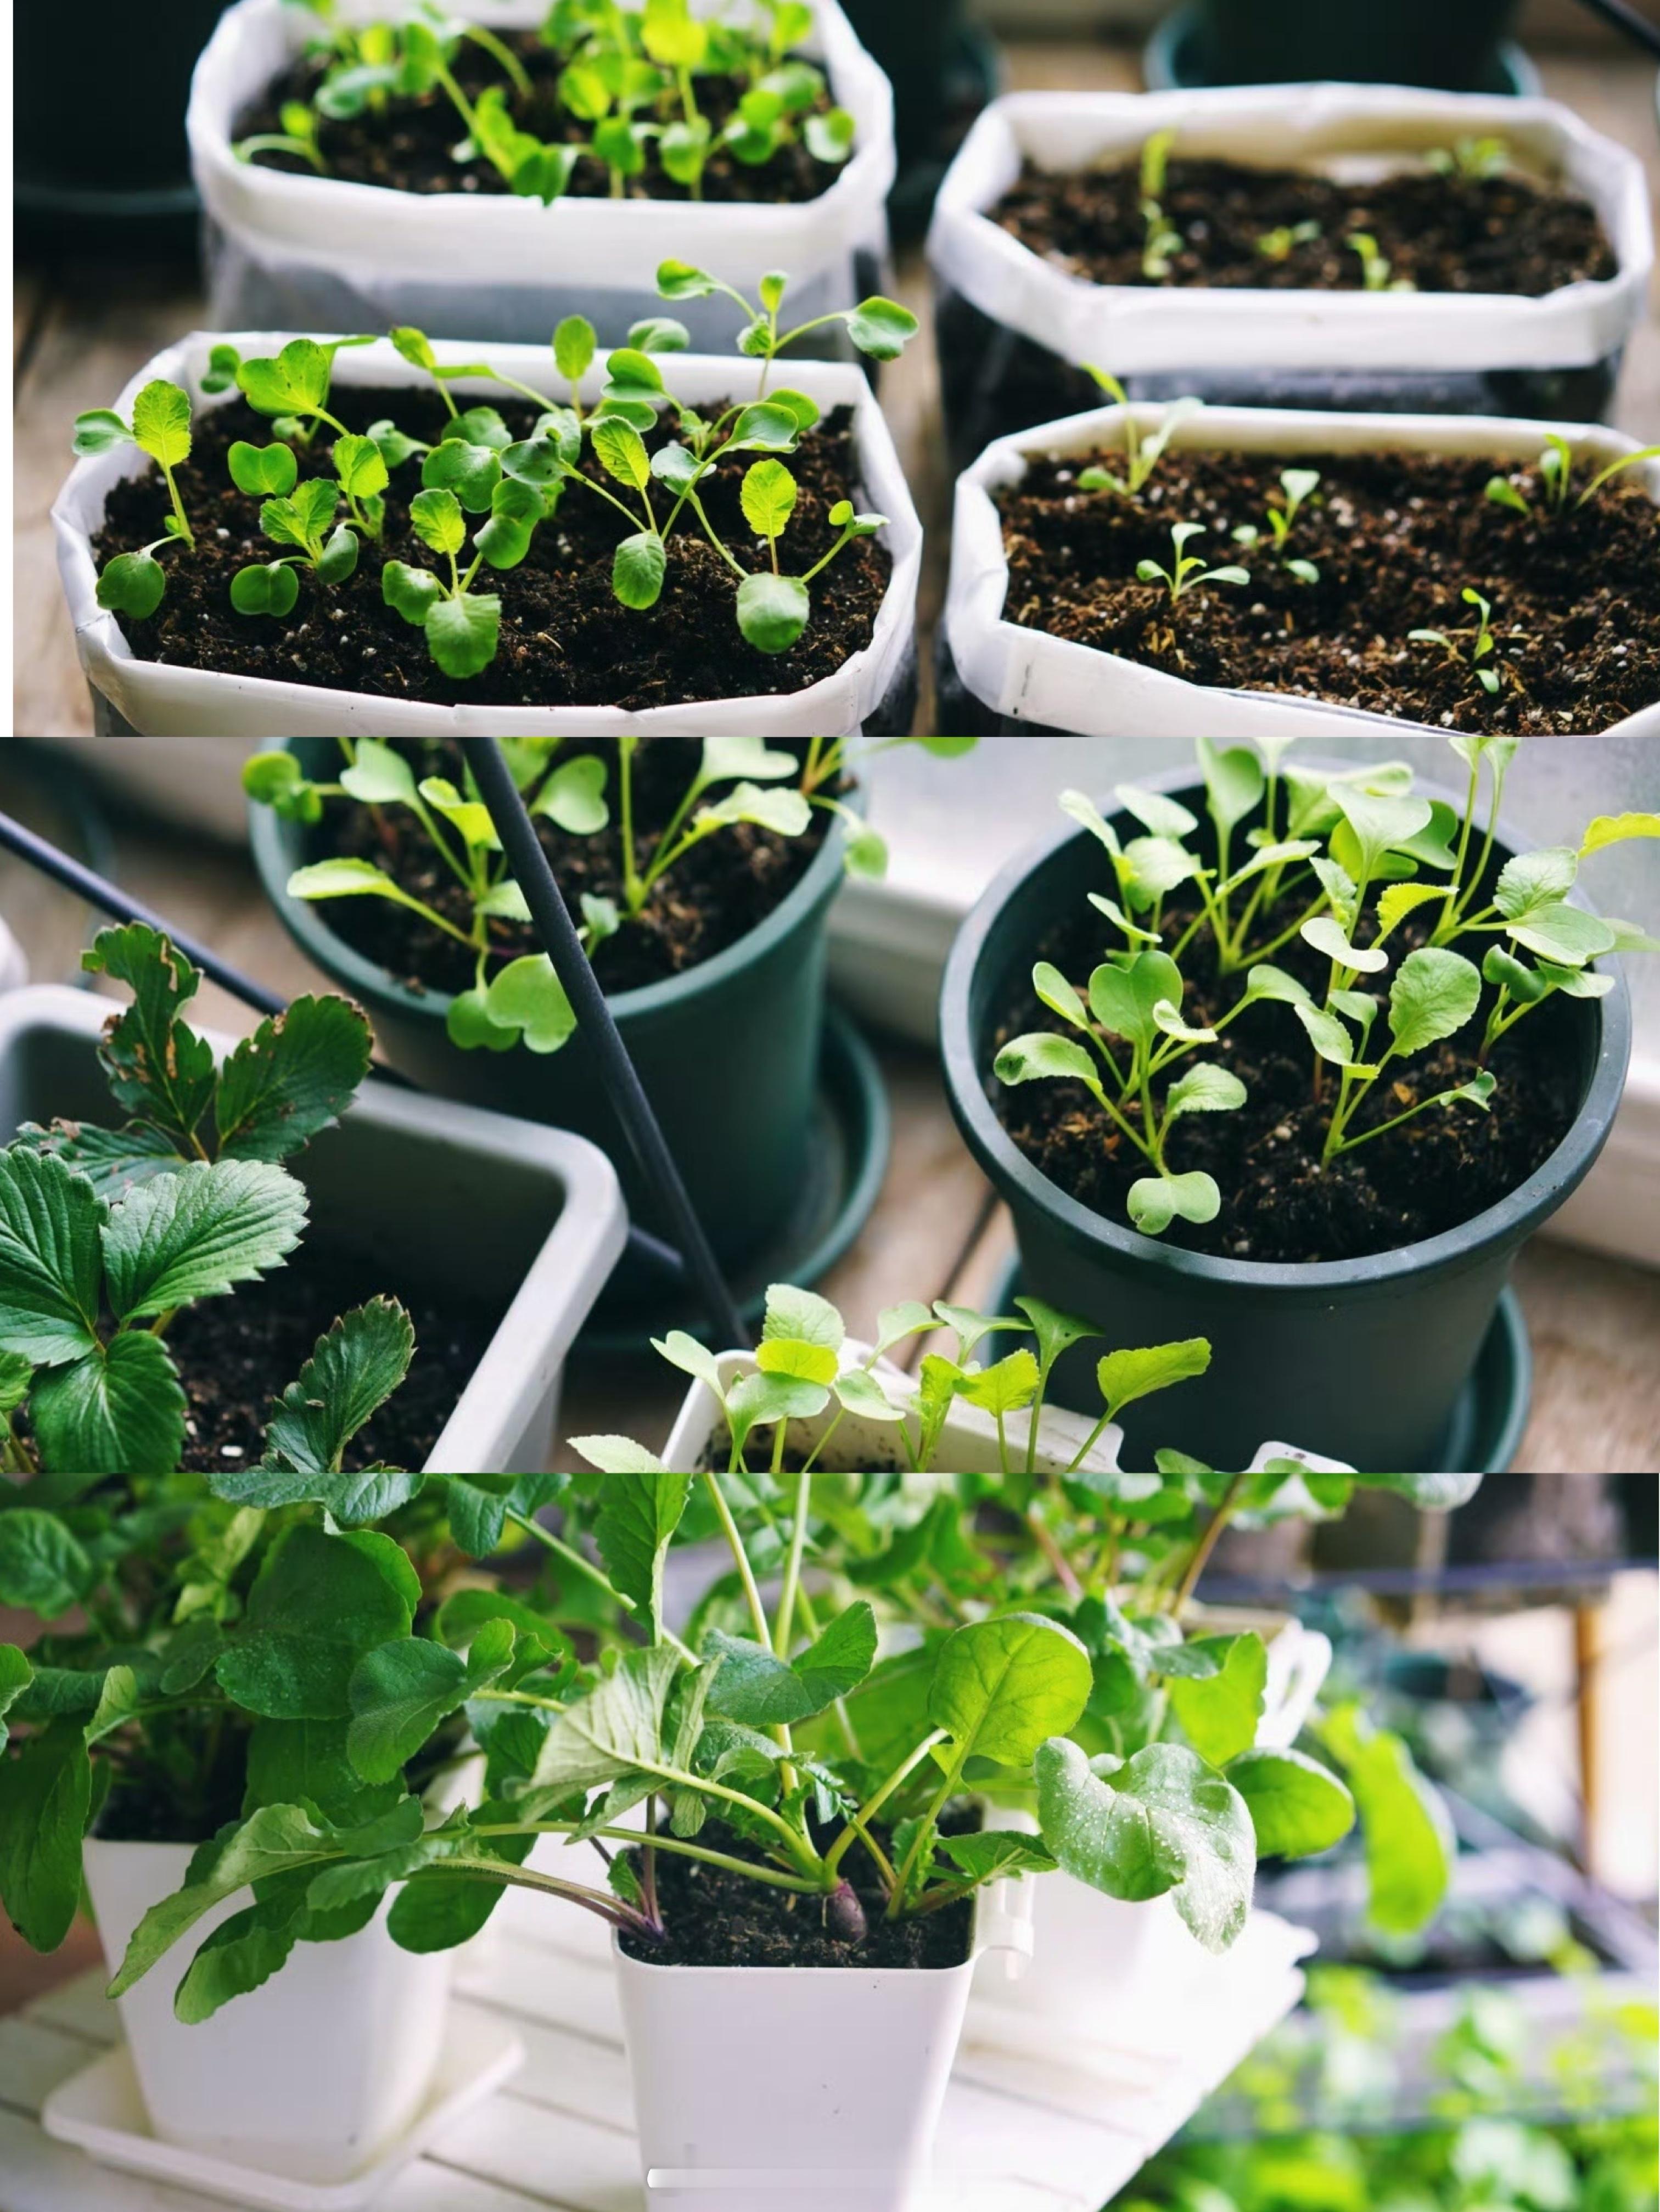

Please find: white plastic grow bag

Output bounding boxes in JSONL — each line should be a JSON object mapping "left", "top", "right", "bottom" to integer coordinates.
{"left": 0, "top": 985, "right": 627, "bottom": 1472}
{"left": 81, "top": 1837, "right": 453, "bottom": 2185}
{"left": 614, "top": 1882, "right": 1034, "bottom": 2212}
{"left": 927, "top": 86, "right": 1652, "bottom": 377}
{"left": 52, "top": 332, "right": 920, "bottom": 738}
{"left": 190, "top": 0, "right": 896, "bottom": 347}
{"left": 946, "top": 400, "right": 1660, "bottom": 739}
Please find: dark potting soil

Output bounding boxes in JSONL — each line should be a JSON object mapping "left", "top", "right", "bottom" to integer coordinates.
{"left": 94, "top": 389, "right": 889, "bottom": 709}
{"left": 92, "top": 1715, "right": 254, "bottom": 1845}
{"left": 242, "top": 31, "right": 847, "bottom": 205}
{"left": 166, "top": 1240, "right": 500, "bottom": 1472}
{"left": 996, "top": 447, "right": 1660, "bottom": 734}
{"left": 308, "top": 737, "right": 831, "bottom": 997}
{"left": 990, "top": 885, "right": 1585, "bottom": 1266}
{"left": 618, "top": 1831, "right": 975, "bottom": 1969}
{"left": 989, "top": 156, "right": 1616, "bottom": 295}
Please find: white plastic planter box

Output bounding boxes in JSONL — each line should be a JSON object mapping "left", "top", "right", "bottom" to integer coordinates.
{"left": 927, "top": 87, "right": 1652, "bottom": 381}
{"left": 614, "top": 1883, "right": 1034, "bottom": 2212}
{"left": 53, "top": 333, "right": 920, "bottom": 739}
{"left": 190, "top": 0, "right": 896, "bottom": 348}
{"left": 945, "top": 401, "right": 1660, "bottom": 740}
{"left": 81, "top": 1838, "right": 452, "bottom": 2186}
{"left": 0, "top": 985, "right": 627, "bottom": 1472}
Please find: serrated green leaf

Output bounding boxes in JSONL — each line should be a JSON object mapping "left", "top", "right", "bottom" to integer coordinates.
{"left": 31, "top": 1333, "right": 186, "bottom": 1478}
{"left": 0, "top": 1147, "right": 105, "bottom": 1364}
{"left": 215, "top": 1526, "right": 417, "bottom": 1720}
{"left": 102, "top": 1159, "right": 308, "bottom": 1320}
{"left": 81, "top": 924, "right": 216, "bottom": 1152}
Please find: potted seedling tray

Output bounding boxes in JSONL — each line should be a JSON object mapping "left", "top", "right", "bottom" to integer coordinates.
{"left": 926, "top": 87, "right": 1648, "bottom": 463}
{"left": 189, "top": 0, "right": 896, "bottom": 348}
{"left": 249, "top": 738, "right": 878, "bottom": 1282}
{"left": 941, "top": 401, "right": 1660, "bottom": 739}
{"left": 52, "top": 332, "right": 921, "bottom": 738}
{"left": 0, "top": 983, "right": 626, "bottom": 1472}
{"left": 938, "top": 767, "right": 1631, "bottom": 1474}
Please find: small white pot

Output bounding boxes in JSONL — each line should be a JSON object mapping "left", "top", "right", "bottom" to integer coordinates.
{"left": 972, "top": 1612, "right": 1334, "bottom": 2035}
{"left": 82, "top": 1837, "right": 452, "bottom": 2185}
{"left": 0, "top": 985, "right": 627, "bottom": 1473}
{"left": 52, "top": 334, "right": 921, "bottom": 738}
{"left": 946, "top": 400, "right": 1660, "bottom": 739}
{"left": 928, "top": 86, "right": 1651, "bottom": 380}
{"left": 190, "top": 0, "right": 896, "bottom": 347}
{"left": 614, "top": 1883, "right": 1034, "bottom": 2212}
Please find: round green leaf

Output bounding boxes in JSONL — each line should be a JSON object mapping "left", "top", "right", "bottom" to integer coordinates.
{"left": 845, "top": 296, "right": 919, "bottom": 361}
{"left": 740, "top": 458, "right": 798, "bottom": 541}
{"left": 425, "top": 593, "right": 502, "bottom": 679}
{"left": 929, "top": 1613, "right": 1093, "bottom": 1767}
{"left": 229, "top": 440, "right": 300, "bottom": 497}
{"left": 421, "top": 440, "right": 502, "bottom": 514}
{"left": 315, "top": 525, "right": 360, "bottom": 586}
{"left": 96, "top": 552, "right": 167, "bottom": 620}
{"left": 382, "top": 561, "right": 445, "bottom": 626}
{"left": 131, "top": 380, "right": 193, "bottom": 469}
{"left": 613, "top": 530, "right": 667, "bottom": 610}
{"left": 1228, "top": 1748, "right": 1356, "bottom": 1860}
{"left": 592, "top": 416, "right": 652, "bottom": 492}
{"left": 408, "top": 489, "right": 467, "bottom": 558}
{"left": 553, "top": 315, "right": 597, "bottom": 383}
{"left": 230, "top": 562, "right": 301, "bottom": 618}
{"left": 484, "top": 956, "right": 576, "bottom": 1053}
{"left": 735, "top": 570, "right": 809, "bottom": 654}
{"left": 1386, "top": 947, "right": 1482, "bottom": 1058}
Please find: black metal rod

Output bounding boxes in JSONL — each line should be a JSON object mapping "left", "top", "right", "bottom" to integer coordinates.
{"left": 0, "top": 801, "right": 688, "bottom": 1289}
{"left": 469, "top": 741, "right": 749, "bottom": 1351}
{"left": 0, "top": 806, "right": 291, "bottom": 1018}
{"left": 1573, "top": 0, "right": 1660, "bottom": 59}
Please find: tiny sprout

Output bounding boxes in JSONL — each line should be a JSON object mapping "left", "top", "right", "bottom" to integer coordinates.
{"left": 72, "top": 379, "right": 196, "bottom": 616}
{"left": 1137, "top": 522, "right": 1250, "bottom": 605}
{"left": 1484, "top": 431, "right": 1660, "bottom": 520}
{"left": 231, "top": 478, "right": 365, "bottom": 619}
{"left": 1255, "top": 219, "right": 1321, "bottom": 261}
{"left": 1409, "top": 586, "right": 1505, "bottom": 697}
{"left": 1427, "top": 136, "right": 1509, "bottom": 182}
{"left": 1137, "top": 127, "right": 1182, "bottom": 280}
{"left": 235, "top": 98, "right": 327, "bottom": 171}
{"left": 1347, "top": 233, "right": 1414, "bottom": 293}
{"left": 1233, "top": 467, "right": 1321, "bottom": 580}
{"left": 1078, "top": 374, "right": 1202, "bottom": 498}
{"left": 655, "top": 260, "right": 918, "bottom": 396}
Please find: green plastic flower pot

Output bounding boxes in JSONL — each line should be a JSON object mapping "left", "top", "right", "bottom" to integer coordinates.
{"left": 939, "top": 771, "right": 1631, "bottom": 1474}
{"left": 249, "top": 741, "right": 853, "bottom": 1272}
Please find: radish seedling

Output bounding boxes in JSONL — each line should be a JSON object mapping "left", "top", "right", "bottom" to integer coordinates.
{"left": 1136, "top": 521, "right": 1251, "bottom": 604}
{"left": 1232, "top": 467, "right": 1322, "bottom": 583}
{"left": 1076, "top": 372, "right": 1202, "bottom": 498}
{"left": 72, "top": 381, "right": 197, "bottom": 616}
{"left": 1409, "top": 585, "right": 1506, "bottom": 697}
{"left": 1138, "top": 127, "right": 1182, "bottom": 279}
{"left": 1484, "top": 431, "right": 1660, "bottom": 520}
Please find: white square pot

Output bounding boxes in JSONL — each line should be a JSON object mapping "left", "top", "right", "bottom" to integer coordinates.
{"left": 946, "top": 400, "right": 1660, "bottom": 739}
{"left": 927, "top": 86, "right": 1652, "bottom": 378}
{"left": 0, "top": 984, "right": 627, "bottom": 1473}
{"left": 52, "top": 334, "right": 921, "bottom": 738}
{"left": 81, "top": 1837, "right": 453, "bottom": 2186}
{"left": 190, "top": 0, "right": 896, "bottom": 347}
{"left": 613, "top": 1883, "right": 1034, "bottom": 2212}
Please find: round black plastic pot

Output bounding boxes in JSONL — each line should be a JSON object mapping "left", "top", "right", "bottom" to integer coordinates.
{"left": 250, "top": 741, "right": 852, "bottom": 1270}
{"left": 1192, "top": 0, "right": 1520, "bottom": 91}
{"left": 939, "top": 771, "right": 1631, "bottom": 1473}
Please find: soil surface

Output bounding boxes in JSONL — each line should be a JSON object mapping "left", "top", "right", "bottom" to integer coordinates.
{"left": 997, "top": 447, "right": 1660, "bottom": 734}
{"left": 308, "top": 737, "right": 831, "bottom": 997}
{"left": 242, "top": 30, "right": 848, "bottom": 205}
{"left": 990, "top": 848, "right": 1586, "bottom": 1266}
{"left": 990, "top": 156, "right": 1616, "bottom": 294}
{"left": 618, "top": 1830, "right": 974, "bottom": 1969}
{"left": 95, "top": 388, "right": 889, "bottom": 709}
{"left": 167, "top": 1239, "right": 500, "bottom": 1470}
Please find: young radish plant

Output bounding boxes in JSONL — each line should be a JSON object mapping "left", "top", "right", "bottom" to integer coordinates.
{"left": 72, "top": 382, "right": 197, "bottom": 619}
{"left": 1136, "top": 522, "right": 1251, "bottom": 605}
{"left": 98, "top": 1470, "right": 1107, "bottom": 1998}
{"left": 0, "top": 923, "right": 420, "bottom": 1477}
{"left": 243, "top": 735, "right": 900, "bottom": 1056}
{"left": 1232, "top": 467, "right": 1322, "bottom": 584}
{"left": 990, "top": 737, "right": 1657, "bottom": 1236}
{"left": 1484, "top": 431, "right": 1660, "bottom": 521}
{"left": 1137, "top": 127, "right": 1182, "bottom": 280}
{"left": 1076, "top": 372, "right": 1203, "bottom": 499}
{"left": 1409, "top": 586, "right": 1508, "bottom": 699}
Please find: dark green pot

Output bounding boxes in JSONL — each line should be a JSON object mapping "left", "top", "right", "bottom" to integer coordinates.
{"left": 1191, "top": 0, "right": 1521, "bottom": 91}
{"left": 249, "top": 741, "right": 851, "bottom": 1270}
{"left": 939, "top": 772, "right": 1630, "bottom": 1474}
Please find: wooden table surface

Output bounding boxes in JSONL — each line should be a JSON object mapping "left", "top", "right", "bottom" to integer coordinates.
{"left": 14, "top": 41, "right": 1660, "bottom": 737}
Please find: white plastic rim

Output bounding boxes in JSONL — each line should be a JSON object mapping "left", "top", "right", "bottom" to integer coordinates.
{"left": 613, "top": 1884, "right": 1032, "bottom": 2212}
{"left": 927, "top": 86, "right": 1653, "bottom": 375}
{"left": 51, "top": 333, "right": 921, "bottom": 737}
{"left": 0, "top": 985, "right": 627, "bottom": 1473}
{"left": 82, "top": 1838, "right": 453, "bottom": 2186}
{"left": 190, "top": 0, "right": 896, "bottom": 340}
{"left": 662, "top": 1343, "right": 1353, "bottom": 1479}
{"left": 947, "top": 400, "right": 1660, "bottom": 739}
